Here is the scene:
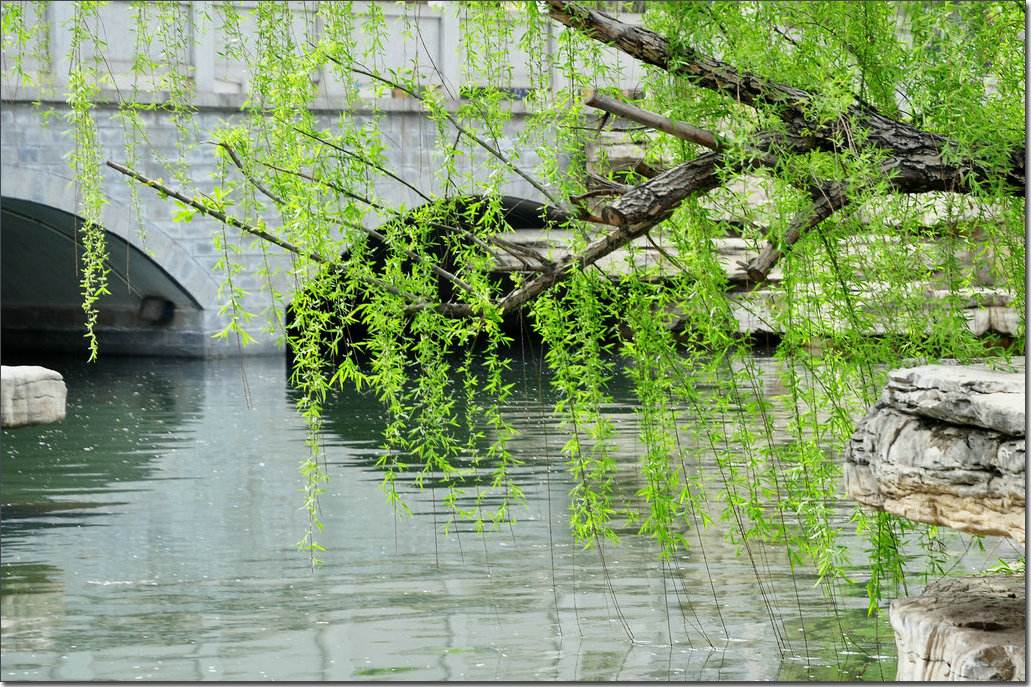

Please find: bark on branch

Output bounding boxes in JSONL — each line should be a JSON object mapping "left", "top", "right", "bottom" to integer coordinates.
{"left": 583, "top": 89, "right": 722, "bottom": 151}
{"left": 494, "top": 154, "right": 723, "bottom": 314}
{"left": 546, "top": 0, "right": 1025, "bottom": 195}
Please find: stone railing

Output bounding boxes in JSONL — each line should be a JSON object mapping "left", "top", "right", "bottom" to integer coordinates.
{"left": 1, "top": 1, "right": 645, "bottom": 109}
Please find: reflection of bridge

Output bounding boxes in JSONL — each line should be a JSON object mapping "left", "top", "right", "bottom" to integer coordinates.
{"left": 0, "top": 3, "right": 643, "bottom": 357}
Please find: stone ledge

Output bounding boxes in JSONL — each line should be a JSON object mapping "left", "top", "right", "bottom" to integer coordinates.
{"left": 892, "top": 575, "right": 1025, "bottom": 681}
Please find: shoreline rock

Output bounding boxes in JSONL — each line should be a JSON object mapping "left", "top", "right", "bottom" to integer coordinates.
{"left": 844, "top": 362, "right": 1026, "bottom": 681}
{"left": 843, "top": 364, "right": 1025, "bottom": 542}
{"left": 892, "top": 575, "right": 1025, "bottom": 681}
{"left": 0, "top": 365, "right": 67, "bottom": 427}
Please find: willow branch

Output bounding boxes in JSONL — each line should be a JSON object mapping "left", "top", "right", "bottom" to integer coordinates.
{"left": 259, "top": 161, "right": 381, "bottom": 212}
{"left": 644, "top": 233, "right": 688, "bottom": 273}
{"left": 290, "top": 124, "right": 433, "bottom": 203}
{"left": 106, "top": 160, "right": 436, "bottom": 308}
{"left": 245, "top": 162, "right": 477, "bottom": 297}
{"left": 583, "top": 89, "right": 722, "bottom": 151}
{"left": 341, "top": 61, "right": 575, "bottom": 213}
{"left": 744, "top": 182, "right": 850, "bottom": 283}
{"left": 212, "top": 140, "right": 285, "bottom": 205}
{"left": 106, "top": 160, "right": 324, "bottom": 263}
{"left": 259, "top": 159, "right": 554, "bottom": 274}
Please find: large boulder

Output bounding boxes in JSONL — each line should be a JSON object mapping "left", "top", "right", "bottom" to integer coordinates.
{"left": 0, "top": 365, "right": 67, "bottom": 427}
{"left": 892, "top": 575, "right": 1025, "bottom": 681}
{"left": 844, "top": 363, "right": 1025, "bottom": 542}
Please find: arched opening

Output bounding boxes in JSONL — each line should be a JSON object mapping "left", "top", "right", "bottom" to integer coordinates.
{"left": 1, "top": 197, "right": 205, "bottom": 358}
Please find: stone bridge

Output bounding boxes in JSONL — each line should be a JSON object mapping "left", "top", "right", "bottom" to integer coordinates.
{"left": 0, "top": 2, "right": 643, "bottom": 357}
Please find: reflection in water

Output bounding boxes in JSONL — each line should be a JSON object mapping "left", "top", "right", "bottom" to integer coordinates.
{"left": 0, "top": 353, "right": 1004, "bottom": 681}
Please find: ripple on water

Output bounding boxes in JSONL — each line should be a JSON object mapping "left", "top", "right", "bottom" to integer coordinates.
{"left": 0, "top": 354, "right": 1003, "bottom": 681}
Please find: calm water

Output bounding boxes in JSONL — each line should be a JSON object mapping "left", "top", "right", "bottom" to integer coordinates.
{"left": 1, "top": 353, "right": 1006, "bottom": 681}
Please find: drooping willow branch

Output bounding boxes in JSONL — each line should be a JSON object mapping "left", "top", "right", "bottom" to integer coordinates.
{"left": 745, "top": 183, "right": 850, "bottom": 282}
{"left": 288, "top": 123, "right": 557, "bottom": 271}
{"left": 212, "top": 140, "right": 285, "bottom": 205}
{"left": 342, "top": 61, "right": 573, "bottom": 213}
{"left": 289, "top": 123, "right": 433, "bottom": 204}
{"left": 105, "top": 160, "right": 440, "bottom": 309}
{"left": 257, "top": 157, "right": 553, "bottom": 277}
{"left": 106, "top": 160, "right": 323, "bottom": 263}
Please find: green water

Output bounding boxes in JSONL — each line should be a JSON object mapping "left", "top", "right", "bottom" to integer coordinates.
{"left": 1, "top": 353, "right": 1004, "bottom": 681}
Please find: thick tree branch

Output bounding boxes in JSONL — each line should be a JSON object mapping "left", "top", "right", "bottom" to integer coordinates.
{"left": 546, "top": 1, "right": 1025, "bottom": 195}
{"left": 744, "top": 182, "right": 850, "bottom": 283}
{"left": 494, "top": 154, "right": 723, "bottom": 314}
{"left": 600, "top": 152, "right": 723, "bottom": 227}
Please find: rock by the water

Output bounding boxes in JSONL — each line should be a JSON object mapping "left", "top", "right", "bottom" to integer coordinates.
{"left": 0, "top": 365, "right": 67, "bottom": 427}
{"left": 844, "top": 363, "right": 1025, "bottom": 542}
{"left": 892, "top": 575, "right": 1025, "bottom": 681}
{"left": 884, "top": 365, "right": 1024, "bottom": 436}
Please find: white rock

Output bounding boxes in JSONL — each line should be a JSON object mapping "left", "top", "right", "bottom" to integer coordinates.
{"left": 0, "top": 365, "right": 67, "bottom": 427}
{"left": 885, "top": 365, "right": 1024, "bottom": 436}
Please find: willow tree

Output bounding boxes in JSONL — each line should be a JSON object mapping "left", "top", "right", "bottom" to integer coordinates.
{"left": 3, "top": 0, "right": 1024, "bottom": 617}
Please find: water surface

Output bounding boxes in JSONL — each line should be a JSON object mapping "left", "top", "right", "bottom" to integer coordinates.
{"left": 1, "top": 353, "right": 1007, "bottom": 681}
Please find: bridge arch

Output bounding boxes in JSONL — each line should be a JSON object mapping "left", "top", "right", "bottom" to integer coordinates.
{"left": 1, "top": 166, "right": 219, "bottom": 357}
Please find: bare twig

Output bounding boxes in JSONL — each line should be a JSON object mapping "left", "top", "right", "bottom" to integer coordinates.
{"left": 586, "top": 171, "right": 634, "bottom": 194}
{"left": 644, "top": 233, "right": 687, "bottom": 273}
{"left": 583, "top": 89, "right": 723, "bottom": 152}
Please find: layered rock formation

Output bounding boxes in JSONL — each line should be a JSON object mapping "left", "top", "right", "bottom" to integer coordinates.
{"left": 843, "top": 361, "right": 1025, "bottom": 681}
{"left": 0, "top": 365, "right": 67, "bottom": 427}
{"left": 844, "top": 363, "right": 1025, "bottom": 542}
